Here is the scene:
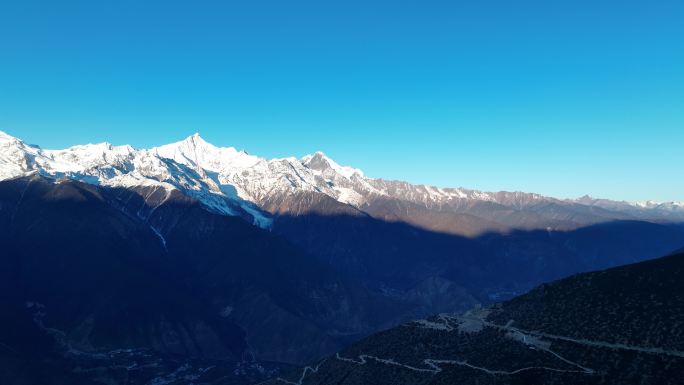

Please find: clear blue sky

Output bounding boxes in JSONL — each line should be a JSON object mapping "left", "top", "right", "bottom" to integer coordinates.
{"left": 1, "top": 0, "right": 682, "bottom": 201}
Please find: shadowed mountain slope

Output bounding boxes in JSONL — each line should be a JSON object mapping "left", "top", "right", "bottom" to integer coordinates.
{"left": 0, "top": 176, "right": 395, "bottom": 384}
{"left": 268, "top": 251, "right": 684, "bottom": 385}
{"left": 274, "top": 212, "right": 684, "bottom": 307}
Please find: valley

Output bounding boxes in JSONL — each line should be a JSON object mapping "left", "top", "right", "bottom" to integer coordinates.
{"left": 1, "top": 131, "right": 683, "bottom": 384}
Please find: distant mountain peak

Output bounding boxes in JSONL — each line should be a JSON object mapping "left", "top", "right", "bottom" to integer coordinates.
{"left": 184, "top": 132, "right": 211, "bottom": 147}
{"left": 302, "top": 151, "right": 364, "bottom": 179}
{"left": 169, "top": 132, "right": 218, "bottom": 151}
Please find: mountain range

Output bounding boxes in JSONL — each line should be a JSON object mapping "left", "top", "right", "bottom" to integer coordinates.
{"left": 1, "top": 131, "right": 683, "bottom": 384}
{"left": 2, "top": 131, "right": 683, "bottom": 236}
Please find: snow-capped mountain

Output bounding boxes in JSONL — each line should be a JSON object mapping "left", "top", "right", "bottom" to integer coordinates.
{"left": 1, "top": 131, "right": 272, "bottom": 226}
{"left": 1, "top": 130, "right": 683, "bottom": 234}
{"left": 3, "top": 131, "right": 684, "bottom": 385}
{"left": 0, "top": 131, "right": 394, "bottom": 226}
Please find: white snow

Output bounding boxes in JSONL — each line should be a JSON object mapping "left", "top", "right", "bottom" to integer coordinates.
{"left": 302, "top": 151, "right": 364, "bottom": 178}
{"left": 1, "top": 130, "right": 682, "bottom": 230}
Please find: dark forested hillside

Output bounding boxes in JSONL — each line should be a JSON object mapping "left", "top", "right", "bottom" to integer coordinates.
{"left": 268, "top": 250, "right": 684, "bottom": 385}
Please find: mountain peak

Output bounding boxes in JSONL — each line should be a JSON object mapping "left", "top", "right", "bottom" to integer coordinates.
{"left": 150, "top": 133, "right": 263, "bottom": 176}
{"left": 153, "top": 133, "right": 219, "bottom": 161}
{"left": 574, "top": 195, "right": 596, "bottom": 203}
{"left": 0, "top": 130, "right": 22, "bottom": 145}
{"left": 181, "top": 132, "right": 212, "bottom": 147}
{"left": 302, "top": 151, "right": 364, "bottom": 179}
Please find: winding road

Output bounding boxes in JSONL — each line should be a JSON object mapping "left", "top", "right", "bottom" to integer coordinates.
{"left": 274, "top": 310, "right": 684, "bottom": 384}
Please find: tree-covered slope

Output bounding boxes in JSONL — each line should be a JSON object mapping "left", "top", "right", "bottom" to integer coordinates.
{"left": 268, "top": 251, "right": 684, "bottom": 385}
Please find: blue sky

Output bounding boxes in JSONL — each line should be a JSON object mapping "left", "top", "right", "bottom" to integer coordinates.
{"left": 1, "top": 0, "right": 682, "bottom": 201}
